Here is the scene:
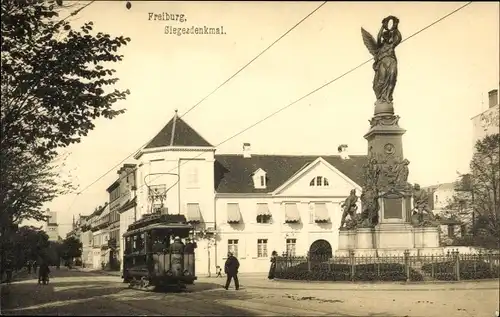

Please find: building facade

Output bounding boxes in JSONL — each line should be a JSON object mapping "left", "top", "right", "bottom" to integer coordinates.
{"left": 106, "top": 180, "right": 121, "bottom": 270}
{"left": 133, "top": 111, "right": 366, "bottom": 275}
{"left": 423, "top": 183, "right": 469, "bottom": 244}
{"left": 98, "top": 204, "right": 111, "bottom": 269}
{"left": 80, "top": 217, "right": 93, "bottom": 268}
{"left": 471, "top": 89, "right": 499, "bottom": 150}
{"left": 90, "top": 204, "right": 106, "bottom": 269}
{"left": 115, "top": 164, "right": 138, "bottom": 271}
{"left": 45, "top": 209, "right": 59, "bottom": 242}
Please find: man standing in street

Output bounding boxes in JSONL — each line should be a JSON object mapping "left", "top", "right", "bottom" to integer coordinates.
{"left": 224, "top": 252, "right": 240, "bottom": 290}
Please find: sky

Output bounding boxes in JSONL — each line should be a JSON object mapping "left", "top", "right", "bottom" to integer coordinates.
{"left": 23, "top": 1, "right": 499, "bottom": 236}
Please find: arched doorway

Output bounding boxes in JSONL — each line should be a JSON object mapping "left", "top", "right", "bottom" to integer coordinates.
{"left": 308, "top": 239, "right": 332, "bottom": 261}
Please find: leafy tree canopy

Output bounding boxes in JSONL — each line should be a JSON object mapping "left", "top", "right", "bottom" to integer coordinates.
{"left": 1, "top": 0, "right": 131, "bottom": 160}
{"left": 449, "top": 133, "right": 500, "bottom": 249}
{"left": 1, "top": 0, "right": 131, "bottom": 226}
{"left": 1, "top": 225, "right": 50, "bottom": 270}
{"left": 60, "top": 236, "right": 83, "bottom": 260}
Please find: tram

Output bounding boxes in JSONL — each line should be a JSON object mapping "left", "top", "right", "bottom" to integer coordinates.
{"left": 122, "top": 213, "right": 197, "bottom": 290}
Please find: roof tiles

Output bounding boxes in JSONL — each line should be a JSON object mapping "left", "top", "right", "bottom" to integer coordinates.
{"left": 214, "top": 154, "right": 367, "bottom": 193}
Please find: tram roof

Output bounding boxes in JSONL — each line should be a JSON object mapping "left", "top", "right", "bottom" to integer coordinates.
{"left": 123, "top": 222, "right": 192, "bottom": 237}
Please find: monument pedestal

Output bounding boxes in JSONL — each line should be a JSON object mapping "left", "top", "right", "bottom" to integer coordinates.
{"left": 338, "top": 229, "right": 356, "bottom": 250}
{"left": 356, "top": 228, "right": 375, "bottom": 249}
{"left": 334, "top": 102, "right": 444, "bottom": 258}
{"left": 413, "top": 226, "right": 440, "bottom": 248}
{"left": 375, "top": 223, "right": 414, "bottom": 249}
{"left": 335, "top": 225, "right": 443, "bottom": 257}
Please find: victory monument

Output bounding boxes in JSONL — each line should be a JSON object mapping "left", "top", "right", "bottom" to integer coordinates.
{"left": 336, "top": 16, "right": 443, "bottom": 257}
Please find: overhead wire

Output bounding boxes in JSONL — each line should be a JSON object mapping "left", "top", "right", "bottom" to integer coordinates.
{"left": 131, "top": 1, "right": 474, "bottom": 195}
{"left": 68, "top": 2, "right": 328, "bottom": 199}
{"left": 69, "top": 1, "right": 473, "bottom": 211}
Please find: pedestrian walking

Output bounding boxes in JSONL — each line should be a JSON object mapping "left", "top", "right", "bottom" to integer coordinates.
{"left": 268, "top": 251, "right": 278, "bottom": 280}
{"left": 224, "top": 252, "right": 240, "bottom": 290}
{"left": 38, "top": 262, "right": 50, "bottom": 285}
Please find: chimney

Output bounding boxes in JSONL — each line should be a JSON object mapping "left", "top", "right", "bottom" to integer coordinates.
{"left": 243, "top": 143, "right": 251, "bottom": 158}
{"left": 337, "top": 144, "right": 350, "bottom": 160}
{"left": 488, "top": 89, "right": 498, "bottom": 108}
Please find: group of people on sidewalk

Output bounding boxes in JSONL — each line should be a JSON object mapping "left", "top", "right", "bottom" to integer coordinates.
{"left": 221, "top": 250, "right": 279, "bottom": 290}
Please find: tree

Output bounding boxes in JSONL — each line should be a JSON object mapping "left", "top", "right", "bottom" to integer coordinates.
{"left": 45, "top": 240, "right": 63, "bottom": 266}
{"left": 1, "top": 1, "right": 131, "bottom": 226}
{"left": 1, "top": 225, "right": 50, "bottom": 271}
{"left": 1, "top": 150, "right": 75, "bottom": 224}
{"left": 448, "top": 133, "right": 500, "bottom": 249}
{"left": 60, "top": 236, "right": 83, "bottom": 262}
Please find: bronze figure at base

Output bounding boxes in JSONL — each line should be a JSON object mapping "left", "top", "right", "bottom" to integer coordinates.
{"left": 339, "top": 189, "right": 359, "bottom": 229}
{"left": 411, "top": 183, "right": 438, "bottom": 227}
{"left": 339, "top": 187, "right": 380, "bottom": 230}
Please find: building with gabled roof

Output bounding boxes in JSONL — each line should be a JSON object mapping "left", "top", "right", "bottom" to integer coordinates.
{"left": 143, "top": 110, "right": 213, "bottom": 149}
{"left": 133, "top": 110, "right": 367, "bottom": 275}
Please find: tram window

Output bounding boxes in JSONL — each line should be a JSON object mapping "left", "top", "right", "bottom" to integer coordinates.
{"left": 124, "top": 237, "right": 130, "bottom": 253}
{"left": 145, "top": 232, "right": 153, "bottom": 252}
{"left": 136, "top": 234, "right": 144, "bottom": 251}
{"left": 133, "top": 235, "right": 138, "bottom": 252}
{"left": 127, "top": 237, "right": 132, "bottom": 253}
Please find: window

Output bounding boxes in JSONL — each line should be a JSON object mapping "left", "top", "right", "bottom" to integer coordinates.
{"left": 286, "top": 238, "right": 296, "bottom": 257}
{"left": 228, "top": 239, "right": 238, "bottom": 258}
{"left": 447, "top": 225, "right": 455, "bottom": 238}
{"left": 252, "top": 169, "right": 267, "bottom": 189}
{"left": 257, "top": 239, "right": 268, "bottom": 258}
{"left": 435, "top": 195, "right": 439, "bottom": 203}
{"left": 187, "top": 167, "right": 199, "bottom": 187}
{"left": 460, "top": 224, "right": 467, "bottom": 237}
{"left": 110, "top": 188, "right": 120, "bottom": 201}
{"left": 256, "top": 215, "right": 271, "bottom": 224}
{"left": 309, "top": 176, "right": 329, "bottom": 187}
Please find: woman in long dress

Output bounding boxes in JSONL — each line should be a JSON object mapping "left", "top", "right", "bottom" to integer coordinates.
{"left": 268, "top": 251, "right": 278, "bottom": 280}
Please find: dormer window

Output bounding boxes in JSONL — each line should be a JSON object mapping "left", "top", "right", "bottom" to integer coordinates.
{"left": 252, "top": 168, "right": 267, "bottom": 189}
{"left": 309, "top": 176, "right": 329, "bottom": 187}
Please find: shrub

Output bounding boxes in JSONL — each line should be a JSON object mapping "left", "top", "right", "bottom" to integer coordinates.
{"left": 421, "top": 260, "right": 500, "bottom": 280}
{"left": 276, "top": 261, "right": 423, "bottom": 282}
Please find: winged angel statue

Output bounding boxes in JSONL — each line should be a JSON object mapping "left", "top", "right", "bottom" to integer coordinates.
{"left": 361, "top": 16, "right": 402, "bottom": 104}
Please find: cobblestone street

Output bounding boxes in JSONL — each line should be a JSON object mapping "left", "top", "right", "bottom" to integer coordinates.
{"left": 1, "top": 268, "right": 498, "bottom": 316}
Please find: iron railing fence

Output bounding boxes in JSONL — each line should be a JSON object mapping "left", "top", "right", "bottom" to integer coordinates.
{"left": 275, "top": 249, "right": 500, "bottom": 282}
